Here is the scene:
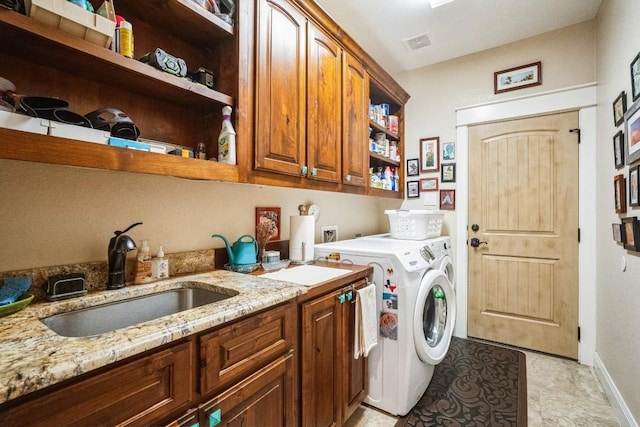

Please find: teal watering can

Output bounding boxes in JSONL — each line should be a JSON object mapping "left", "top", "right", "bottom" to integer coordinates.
{"left": 212, "top": 234, "right": 258, "bottom": 265}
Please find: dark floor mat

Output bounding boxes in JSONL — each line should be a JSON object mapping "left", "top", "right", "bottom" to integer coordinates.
{"left": 396, "top": 337, "right": 527, "bottom": 426}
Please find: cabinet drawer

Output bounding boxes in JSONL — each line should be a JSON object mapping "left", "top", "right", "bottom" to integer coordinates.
{"left": 3, "top": 340, "right": 195, "bottom": 427}
{"left": 199, "top": 352, "right": 295, "bottom": 427}
{"left": 199, "top": 302, "right": 295, "bottom": 396}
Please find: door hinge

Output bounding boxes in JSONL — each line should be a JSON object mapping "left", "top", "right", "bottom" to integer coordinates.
{"left": 570, "top": 128, "right": 581, "bottom": 143}
{"left": 578, "top": 228, "right": 581, "bottom": 243}
{"left": 578, "top": 326, "right": 581, "bottom": 342}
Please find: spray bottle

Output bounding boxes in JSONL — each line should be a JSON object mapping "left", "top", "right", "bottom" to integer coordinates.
{"left": 218, "top": 106, "right": 236, "bottom": 164}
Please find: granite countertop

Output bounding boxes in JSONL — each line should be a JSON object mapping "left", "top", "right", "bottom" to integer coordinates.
{"left": 0, "top": 270, "right": 308, "bottom": 405}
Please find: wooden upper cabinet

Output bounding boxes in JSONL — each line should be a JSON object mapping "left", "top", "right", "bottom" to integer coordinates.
{"left": 342, "top": 54, "right": 370, "bottom": 187}
{"left": 306, "top": 22, "right": 342, "bottom": 183}
{"left": 255, "top": 0, "right": 307, "bottom": 176}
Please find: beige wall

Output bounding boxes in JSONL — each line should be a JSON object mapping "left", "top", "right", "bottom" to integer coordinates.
{"left": 0, "top": 159, "right": 399, "bottom": 271}
{"left": 595, "top": 0, "right": 640, "bottom": 420}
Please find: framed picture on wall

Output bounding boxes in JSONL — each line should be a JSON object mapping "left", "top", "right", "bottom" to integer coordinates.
{"left": 442, "top": 141, "right": 455, "bottom": 161}
{"left": 420, "top": 177, "right": 439, "bottom": 192}
{"left": 406, "top": 158, "right": 419, "bottom": 176}
{"left": 624, "top": 99, "right": 640, "bottom": 164}
{"left": 407, "top": 181, "right": 420, "bottom": 198}
{"left": 420, "top": 137, "right": 439, "bottom": 172}
{"left": 622, "top": 217, "right": 640, "bottom": 251}
{"left": 614, "top": 174, "right": 626, "bottom": 214}
{"left": 613, "top": 91, "right": 627, "bottom": 126}
{"left": 441, "top": 163, "right": 456, "bottom": 183}
{"left": 612, "top": 223, "right": 625, "bottom": 243}
{"left": 494, "top": 61, "right": 542, "bottom": 94}
{"left": 630, "top": 165, "right": 640, "bottom": 207}
{"left": 255, "top": 207, "right": 281, "bottom": 241}
{"left": 614, "top": 130, "right": 625, "bottom": 168}
{"left": 631, "top": 51, "right": 640, "bottom": 101}
{"left": 440, "top": 189, "right": 455, "bottom": 210}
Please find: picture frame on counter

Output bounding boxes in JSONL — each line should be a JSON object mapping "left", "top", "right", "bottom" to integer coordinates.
{"left": 494, "top": 61, "right": 542, "bottom": 94}
{"left": 624, "top": 99, "right": 640, "bottom": 165}
{"left": 407, "top": 181, "right": 420, "bottom": 198}
{"left": 614, "top": 174, "right": 626, "bottom": 214}
{"left": 631, "top": 51, "right": 640, "bottom": 101}
{"left": 612, "top": 223, "right": 625, "bottom": 243}
{"left": 441, "top": 163, "right": 456, "bottom": 183}
{"left": 406, "top": 158, "right": 419, "bottom": 176}
{"left": 630, "top": 165, "right": 640, "bottom": 207}
{"left": 420, "top": 137, "right": 439, "bottom": 172}
{"left": 440, "top": 189, "right": 455, "bottom": 210}
{"left": 255, "top": 206, "right": 281, "bottom": 241}
{"left": 613, "top": 91, "right": 627, "bottom": 126}
{"left": 420, "top": 177, "right": 439, "bottom": 192}
{"left": 614, "top": 130, "right": 625, "bottom": 169}
{"left": 622, "top": 217, "right": 640, "bottom": 251}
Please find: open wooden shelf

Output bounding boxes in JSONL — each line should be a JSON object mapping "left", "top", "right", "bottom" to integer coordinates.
{"left": 0, "top": 127, "right": 240, "bottom": 182}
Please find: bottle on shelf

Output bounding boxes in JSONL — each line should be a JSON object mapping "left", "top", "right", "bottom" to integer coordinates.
{"left": 218, "top": 106, "right": 236, "bottom": 164}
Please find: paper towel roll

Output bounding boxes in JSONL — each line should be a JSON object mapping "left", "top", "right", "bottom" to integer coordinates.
{"left": 290, "top": 215, "right": 315, "bottom": 263}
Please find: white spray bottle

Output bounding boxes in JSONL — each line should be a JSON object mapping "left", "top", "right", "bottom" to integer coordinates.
{"left": 218, "top": 105, "right": 236, "bottom": 164}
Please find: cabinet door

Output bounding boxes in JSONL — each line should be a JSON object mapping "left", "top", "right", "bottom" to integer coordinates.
{"left": 255, "top": 0, "right": 307, "bottom": 176}
{"left": 340, "top": 280, "right": 368, "bottom": 422}
{"left": 200, "top": 303, "right": 295, "bottom": 397}
{"left": 2, "top": 341, "right": 194, "bottom": 427}
{"left": 300, "top": 289, "right": 341, "bottom": 427}
{"left": 199, "top": 353, "right": 295, "bottom": 427}
{"left": 306, "top": 22, "right": 342, "bottom": 183}
{"left": 342, "top": 54, "right": 370, "bottom": 187}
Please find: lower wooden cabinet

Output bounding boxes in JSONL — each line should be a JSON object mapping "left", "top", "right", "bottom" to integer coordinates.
{"left": 300, "top": 279, "right": 368, "bottom": 427}
{"left": 199, "top": 352, "right": 295, "bottom": 427}
{"left": 2, "top": 340, "right": 195, "bottom": 427}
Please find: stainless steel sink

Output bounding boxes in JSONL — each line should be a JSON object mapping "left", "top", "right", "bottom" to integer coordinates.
{"left": 41, "top": 285, "right": 235, "bottom": 337}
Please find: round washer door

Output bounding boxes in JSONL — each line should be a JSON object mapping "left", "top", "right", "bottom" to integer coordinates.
{"left": 439, "top": 255, "right": 455, "bottom": 290}
{"left": 413, "top": 269, "right": 456, "bottom": 364}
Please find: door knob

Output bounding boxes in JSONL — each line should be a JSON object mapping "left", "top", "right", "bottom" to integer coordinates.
{"left": 471, "top": 224, "right": 480, "bottom": 232}
{"left": 470, "top": 237, "right": 488, "bottom": 247}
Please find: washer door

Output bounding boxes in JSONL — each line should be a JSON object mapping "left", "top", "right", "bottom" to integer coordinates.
{"left": 439, "top": 255, "right": 455, "bottom": 290}
{"left": 413, "top": 269, "right": 456, "bottom": 364}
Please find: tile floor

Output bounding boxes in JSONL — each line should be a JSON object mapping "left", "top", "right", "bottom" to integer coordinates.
{"left": 344, "top": 350, "right": 620, "bottom": 427}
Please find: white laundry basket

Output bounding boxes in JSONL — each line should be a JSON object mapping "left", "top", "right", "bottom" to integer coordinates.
{"left": 385, "top": 210, "right": 444, "bottom": 240}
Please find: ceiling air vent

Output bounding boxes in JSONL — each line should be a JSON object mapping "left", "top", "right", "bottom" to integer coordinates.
{"left": 403, "top": 33, "right": 431, "bottom": 51}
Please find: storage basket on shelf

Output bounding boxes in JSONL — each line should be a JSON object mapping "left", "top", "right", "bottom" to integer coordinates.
{"left": 385, "top": 209, "right": 444, "bottom": 240}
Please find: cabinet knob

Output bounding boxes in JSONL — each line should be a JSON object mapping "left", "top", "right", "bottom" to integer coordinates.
{"left": 346, "top": 291, "right": 353, "bottom": 301}
{"left": 301, "top": 165, "right": 308, "bottom": 174}
{"left": 345, "top": 174, "right": 352, "bottom": 182}
{"left": 337, "top": 294, "right": 346, "bottom": 304}
{"left": 209, "top": 409, "right": 222, "bottom": 426}
{"left": 311, "top": 167, "right": 317, "bottom": 176}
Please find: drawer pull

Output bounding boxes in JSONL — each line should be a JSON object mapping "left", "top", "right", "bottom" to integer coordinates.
{"left": 209, "top": 409, "right": 222, "bottom": 427}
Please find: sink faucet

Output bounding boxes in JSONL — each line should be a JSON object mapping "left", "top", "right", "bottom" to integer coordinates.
{"left": 107, "top": 222, "right": 142, "bottom": 290}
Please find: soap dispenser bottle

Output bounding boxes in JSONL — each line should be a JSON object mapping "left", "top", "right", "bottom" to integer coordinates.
{"left": 134, "top": 239, "right": 153, "bottom": 284}
{"left": 152, "top": 245, "right": 169, "bottom": 280}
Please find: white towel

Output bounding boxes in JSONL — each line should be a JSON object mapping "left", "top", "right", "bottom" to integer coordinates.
{"left": 354, "top": 283, "right": 378, "bottom": 359}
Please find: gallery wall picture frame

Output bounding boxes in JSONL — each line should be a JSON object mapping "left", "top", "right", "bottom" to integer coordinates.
{"left": 613, "top": 91, "right": 627, "bottom": 126}
{"left": 407, "top": 181, "right": 420, "bottom": 199}
{"left": 612, "top": 223, "right": 625, "bottom": 243}
{"left": 420, "top": 177, "right": 439, "bottom": 192}
{"left": 494, "top": 61, "right": 542, "bottom": 94}
{"left": 420, "top": 137, "right": 439, "bottom": 172}
{"left": 622, "top": 217, "right": 640, "bottom": 251}
{"left": 614, "top": 174, "right": 626, "bottom": 214}
{"left": 624, "top": 99, "right": 640, "bottom": 165}
{"left": 442, "top": 141, "right": 455, "bottom": 161}
{"left": 630, "top": 165, "right": 640, "bottom": 207}
{"left": 440, "top": 189, "right": 455, "bottom": 210}
{"left": 614, "top": 130, "right": 625, "bottom": 169}
{"left": 406, "top": 158, "right": 420, "bottom": 176}
{"left": 441, "top": 163, "right": 456, "bottom": 183}
{"left": 255, "top": 206, "right": 281, "bottom": 241}
{"left": 631, "top": 51, "right": 640, "bottom": 101}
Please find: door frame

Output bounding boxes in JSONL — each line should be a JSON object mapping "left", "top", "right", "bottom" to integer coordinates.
{"left": 454, "top": 83, "right": 597, "bottom": 365}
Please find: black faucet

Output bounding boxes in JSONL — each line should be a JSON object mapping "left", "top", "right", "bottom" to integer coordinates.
{"left": 107, "top": 222, "right": 142, "bottom": 290}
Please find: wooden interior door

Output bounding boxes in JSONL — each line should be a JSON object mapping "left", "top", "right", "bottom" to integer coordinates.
{"left": 467, "top": 111, "right": 579, "bottom": 359}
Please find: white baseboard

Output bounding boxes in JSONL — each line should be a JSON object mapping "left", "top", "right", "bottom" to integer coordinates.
{"left": 593, "top": 352, "right": 638, "bottom": 427}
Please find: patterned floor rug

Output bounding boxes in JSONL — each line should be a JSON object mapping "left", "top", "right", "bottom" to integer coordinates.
{"left": 396, "top": 337, "right": 527, "bottom": 427}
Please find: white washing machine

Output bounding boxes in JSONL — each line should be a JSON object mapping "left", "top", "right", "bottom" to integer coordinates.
{"left": 314, "top": 236, "right": 456, "bottom": 416}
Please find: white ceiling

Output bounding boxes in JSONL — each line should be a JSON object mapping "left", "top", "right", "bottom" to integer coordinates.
{"left": 313, "top": 0, "right": 603, "bottom": 74}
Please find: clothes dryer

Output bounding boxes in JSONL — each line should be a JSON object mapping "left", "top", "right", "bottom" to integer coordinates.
{"left": 314, "top": 237, "right": 456, "bottom": 416}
